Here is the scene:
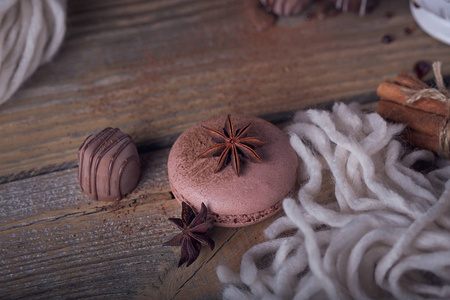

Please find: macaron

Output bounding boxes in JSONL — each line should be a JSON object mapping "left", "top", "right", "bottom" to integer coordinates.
{"left": 167, "top": 114, "right": 298, "bottom": 227}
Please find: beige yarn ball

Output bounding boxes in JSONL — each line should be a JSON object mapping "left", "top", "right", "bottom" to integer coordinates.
{"left": 0, "top": 0, "right": 67, "bottom": 106}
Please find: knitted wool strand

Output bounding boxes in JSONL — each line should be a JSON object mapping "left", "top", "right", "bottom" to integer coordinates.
{"left": 218, "top": 103, "right": 450, "bottom": 300}
{"left": 0, "top": 0, "right": 67, "bottom": 106}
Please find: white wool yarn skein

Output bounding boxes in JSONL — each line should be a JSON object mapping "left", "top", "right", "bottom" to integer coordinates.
{"left": 0, "top": 0, "right": 67, "bottom": 106}
{"left": 218, "top": 103, "right": 450, "bottom": 300}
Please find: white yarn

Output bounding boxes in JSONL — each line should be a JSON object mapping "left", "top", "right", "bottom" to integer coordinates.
{"left": 335, "top": 0, "right": 368, "bottom": 16}
{"left": 0, "top": 0, "right": 66, "bottom": 106}
{"left": 218, "top": 103, "right": 450, "bottom": 300}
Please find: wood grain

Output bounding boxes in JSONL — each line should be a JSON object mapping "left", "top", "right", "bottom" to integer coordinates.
{"left": 1, "top": 0, "right": 449, "bottom": 299}
{"left": 0, "top": 149, "right": 336, "bottom": 300}
{"left": 0, "top": 147, "right": 284, "bottom": 300}
{"left": 1, "top": 0, "right": 449, "bottom": 183}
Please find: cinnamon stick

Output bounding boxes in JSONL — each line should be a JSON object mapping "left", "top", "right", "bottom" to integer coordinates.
{"left": 376, "top": 99, "right": 444, "bottom": 136}
{"left": 394, "top": 71, "right": 428, "bottom": 89}
{"left": 376, "top": 66, "right": 449, "bottom": 157}
{"left": 377, "top": 82, "right": 446, "bottom": 116}
{"left": 401, "top": 127, "right": 438, "bottom": 153}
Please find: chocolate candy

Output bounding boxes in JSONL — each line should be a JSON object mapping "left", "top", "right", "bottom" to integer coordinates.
{"left": 78, "top": 128, "right": 140, "bottom": 201}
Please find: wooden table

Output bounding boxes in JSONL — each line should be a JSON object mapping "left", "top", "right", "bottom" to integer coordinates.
{"left": 1, "top": 0, "right": 449, "bottom": 299}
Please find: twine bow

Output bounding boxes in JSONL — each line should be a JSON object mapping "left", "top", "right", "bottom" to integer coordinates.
{"left": 405, "top": 62, "right": 450, "bottom": 158}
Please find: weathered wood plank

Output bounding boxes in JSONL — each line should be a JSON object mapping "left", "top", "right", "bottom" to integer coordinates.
{"left": 1, "top": 0, "right": 449, "bottom": 299}
{"left": 0, "top": 149, "right": 173, "bottom": 298}
{"left": 155, "top": 216, "right": 284, "bottom": 300}
{"left": 0, "top": 146, "right": 285, "bottom": 300}
{"left": 1, "top": 0, "right": 448, "bottom": 183}
{"left": 0, "top": 149, "right": 171, "bottom": 227}
{"left": 0, "top": 146, "right": 339, "bottom": 299}
{"left": 0, "top": 197, "right": 179, "bottom": 299}
{"left": 153, "top": 168, "right": 337, "bottom": 300}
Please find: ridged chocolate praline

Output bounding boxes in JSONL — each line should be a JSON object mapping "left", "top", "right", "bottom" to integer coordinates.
{"left": 78, "top": 128, "right": 140, "bottom": 201}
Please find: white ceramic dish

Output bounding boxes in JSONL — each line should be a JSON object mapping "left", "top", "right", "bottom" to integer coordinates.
{"left": 410, "top": 0, "right": 450, "bottom": 45}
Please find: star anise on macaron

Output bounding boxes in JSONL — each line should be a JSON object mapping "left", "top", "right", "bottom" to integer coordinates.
{"left": 163, "top": 202, "right": 215, "bottom": 267}
{"left": 199, "top": 114, "right": 266, "bottom": 177}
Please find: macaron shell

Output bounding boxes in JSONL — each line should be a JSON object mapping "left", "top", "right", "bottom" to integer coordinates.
{"left": 168, "top": 114, "right": 298, "bottom": 227}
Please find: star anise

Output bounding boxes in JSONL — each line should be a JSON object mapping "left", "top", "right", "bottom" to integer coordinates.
{"left": 163, "top": 202, "right": 215, "bottom": 267}
{"left": 198, "top": 114, "right": 266, "bottom": 177}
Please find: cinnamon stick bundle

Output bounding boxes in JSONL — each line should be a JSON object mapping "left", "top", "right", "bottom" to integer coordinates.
{"left": 376, "top": 63, "right": 450, "bottom": 157}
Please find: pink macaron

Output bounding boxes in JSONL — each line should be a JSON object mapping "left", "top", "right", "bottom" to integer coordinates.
{"left": 167, "top": 114, "right": 298, "bottom": 227}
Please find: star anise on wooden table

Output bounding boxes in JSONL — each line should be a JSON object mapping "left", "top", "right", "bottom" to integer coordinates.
{"left": 163, "top": 202, "right": 215, "bottom": 267}
{"left": 199, "top": 114, "right": 266, "bottom": 176}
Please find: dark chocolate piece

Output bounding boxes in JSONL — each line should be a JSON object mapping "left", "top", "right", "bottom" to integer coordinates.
{"left": 78, "top": 128, "right": 140, "bottom": 201}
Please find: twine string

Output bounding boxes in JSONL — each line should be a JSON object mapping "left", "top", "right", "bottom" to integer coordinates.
{"left": 405, "top": 62, "right": 449, "bottom": 105}
{"left": 404, "top": 62, "right": 450, "bottom": 158}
